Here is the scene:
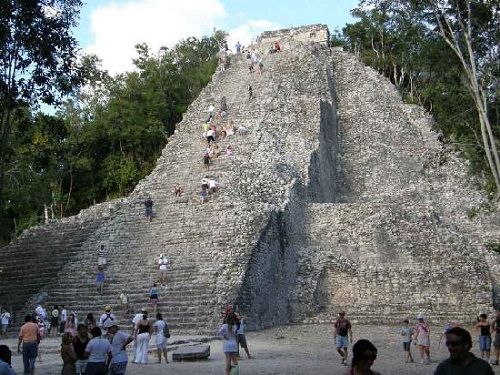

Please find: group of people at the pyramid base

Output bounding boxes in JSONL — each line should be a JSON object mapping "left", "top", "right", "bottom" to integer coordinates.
{"left": 11, "top": 304, "right": 171, "bottom": 375}
{"left": 332, "top": 310, "right": 499, "bottom": 375}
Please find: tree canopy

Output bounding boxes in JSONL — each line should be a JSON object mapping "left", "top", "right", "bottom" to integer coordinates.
{"left": 338, "top": 0, "right": 499, "bottom": 196}
{"left": 0, "top": 30, "right": 220, "bottom": 244}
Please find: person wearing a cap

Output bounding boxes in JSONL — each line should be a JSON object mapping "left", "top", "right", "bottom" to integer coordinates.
{"left": 104, "top": 320, "right": 133, "bottom": 375}
{"left": 414, "top": 313, "right": 431, "bottom": 364}
{"left": 333, "top": 311, "right": 352, "bottom": 366}
{"left": 99, "top": 306, "right": 116, "bottom": 328}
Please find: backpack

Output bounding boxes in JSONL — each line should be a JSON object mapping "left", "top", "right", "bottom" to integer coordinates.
{"left": 163, "top": 322, "right": 170, "bottom": 338}
{"left": 102, "top": 313, "right": 114, "bottom": 324}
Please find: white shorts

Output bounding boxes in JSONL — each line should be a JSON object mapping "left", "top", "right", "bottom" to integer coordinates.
{"left": 156, "top": 339, "right": 167, "bottom": 350}
{"left": 98, "top": 257, "right": 107, "bottom": 266}
{"left": 417, "top": 337, "right": 430, "bottom": 347}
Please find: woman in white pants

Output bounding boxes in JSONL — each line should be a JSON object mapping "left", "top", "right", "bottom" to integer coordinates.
{"left": 134, "top": 312, "right": 152, "bottom": 364}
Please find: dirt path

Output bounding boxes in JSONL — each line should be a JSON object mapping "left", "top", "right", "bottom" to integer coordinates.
{"left": 2, "top": 324, "right": 499, "bottom": 374}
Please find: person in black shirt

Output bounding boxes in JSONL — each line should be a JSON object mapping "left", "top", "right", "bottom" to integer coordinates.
{"left": 73, "top": 324, "right": 90, "bottom": 375}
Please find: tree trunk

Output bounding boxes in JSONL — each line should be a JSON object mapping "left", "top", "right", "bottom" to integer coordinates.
{"left": 434, "top": 3, "right": 500, "bottom": 195}
{"left": 0, "top": 107, "right": 13, "bottom": 209}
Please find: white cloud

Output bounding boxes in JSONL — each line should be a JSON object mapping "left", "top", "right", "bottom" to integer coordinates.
{"left": 85, "top": 0, "right": 226, "bottom": 74}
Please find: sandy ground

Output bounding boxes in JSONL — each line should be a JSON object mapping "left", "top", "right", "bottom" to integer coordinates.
{"left": 1, "top": 324, "right": 499, "bottom": 375}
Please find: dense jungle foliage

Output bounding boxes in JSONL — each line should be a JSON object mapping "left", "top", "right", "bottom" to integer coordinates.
{"left": 0, "top": 0, "right": 222, "bottom": 244}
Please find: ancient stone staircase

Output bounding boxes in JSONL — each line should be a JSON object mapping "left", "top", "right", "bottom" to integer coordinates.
{"left": 0, "top": 35, "right": 336, "bottom": 333}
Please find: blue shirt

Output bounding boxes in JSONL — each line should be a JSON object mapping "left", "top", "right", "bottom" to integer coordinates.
{"left": 85, "top": 337, "right": 111, "bottom": 363}
{"left": 0, "top": 360, "right": 15, "bottom": 375}
{"left": 96, "top": 272, "right": 105, "bottom": 283}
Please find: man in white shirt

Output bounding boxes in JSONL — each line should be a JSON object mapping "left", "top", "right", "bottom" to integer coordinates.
{"left": 208, "top": 179, "right": 218, "bottom": 194}
{"left": 0, "top": 310, "right": 11, "bottom": 337}
{"left": 158, "top": 255, "right": 169, "bottom": 283}
{"left": 97, "top": 245, "right": 107, "bottom": 267}
{"left": 104, "top": 321, "right": 133, "bottom": 375}
{"left": 99, "top": 306, "right": 116, "bottom": 328}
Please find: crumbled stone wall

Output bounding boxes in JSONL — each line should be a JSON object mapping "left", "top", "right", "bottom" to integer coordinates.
{"left": 258, "top": 24, "right": 330, "bottom": 47}
{"left": 292, "top": 203, "right": 494, "bottom": 325}
{"left": 0, "top": 200, "right": 121, "bottom": 314}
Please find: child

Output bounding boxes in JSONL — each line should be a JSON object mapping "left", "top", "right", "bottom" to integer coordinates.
{"left": 401, "top": 319, "right": 414, "bottom": 363}
{"left": 248, "top": 85, "right": 253, "bottom": 99}
{"left": 226, "top": 145, "right": 233, "bottom": 157}
{"left": 236, "top": 315, "right": 253, "bottom": 359}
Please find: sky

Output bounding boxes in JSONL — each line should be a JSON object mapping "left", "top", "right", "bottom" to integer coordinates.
{"left": 75, "top": 0, "right": 360, "bottom": 75}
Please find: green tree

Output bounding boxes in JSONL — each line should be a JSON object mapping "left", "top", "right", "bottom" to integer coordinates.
{"left": 344, "top": 0, "right": 499, "bottom": 196}
{"left": 0, "top": 0, "right": 83, "bottom": 207}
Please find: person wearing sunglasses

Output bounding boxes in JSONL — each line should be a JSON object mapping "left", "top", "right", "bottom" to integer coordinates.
{"left": 434, "top": 327, "right": 494, "bottom": 375}
{"left": 347, "top": 339, "right": 380, "bottom": 375}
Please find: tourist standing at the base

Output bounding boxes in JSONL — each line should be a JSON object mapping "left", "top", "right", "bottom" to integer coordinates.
{"left": 105, "top": 321, "right": 133, "bottom": 375}
{"left": 434, "top": 327, "right": 494, "bottom": 375}
{"left": 74, "top": 324, "right": 89, "bottom": 375}
{"left": 85, "top": 327, "right": 111, "bottom": 375}
{"left": 49, "top": 305, "right": 59, "bottom": 337}
{"left": 60, "top": 306, "right": 68, "bottom": 335}
{"left": 475, "top": 313, "right": 492, "bottom": 362}
{"left": 236, "top": 315, "right": 253, "bottom": 359}
{"left": 153, "top": 312, "right": 169, "bottom": 364}
{"left": 18, "top": 314, "right": 40, "bottom": 375}
{"left": 218, "top": 313, "right": 239, "bottom": 375}
{"left": 400, "top": 319, "right": 414, "bottom": 363}
{"left": 414, "top": 313, "right": 431, "bottom": 364}
{"left": 334, "top": 311, "right": 353, "bottom": 366}
{"left": 1, "top": 310, "right": 11, "bottom": 338}
{"left": 134, "top": 311, "right": 152, "bottom": 364}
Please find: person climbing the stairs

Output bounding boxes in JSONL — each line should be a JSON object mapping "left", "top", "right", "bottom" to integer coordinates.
{"left": 97, "top": 244, "right": 107, "bottom": 268}
{"left": 149, "top": 283, "right": 159, "bottom": 313}
{"left": 144, "top": 196, "right": 154, "bottom": 223}
{"left": 95, "top": 267, "right": 105, "bottom": 294}
{"left": 98, "top": 306, "right": 116, "bottom": 329}
{"left": 158, "top": 254, "right": 169, "bottom": 284}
